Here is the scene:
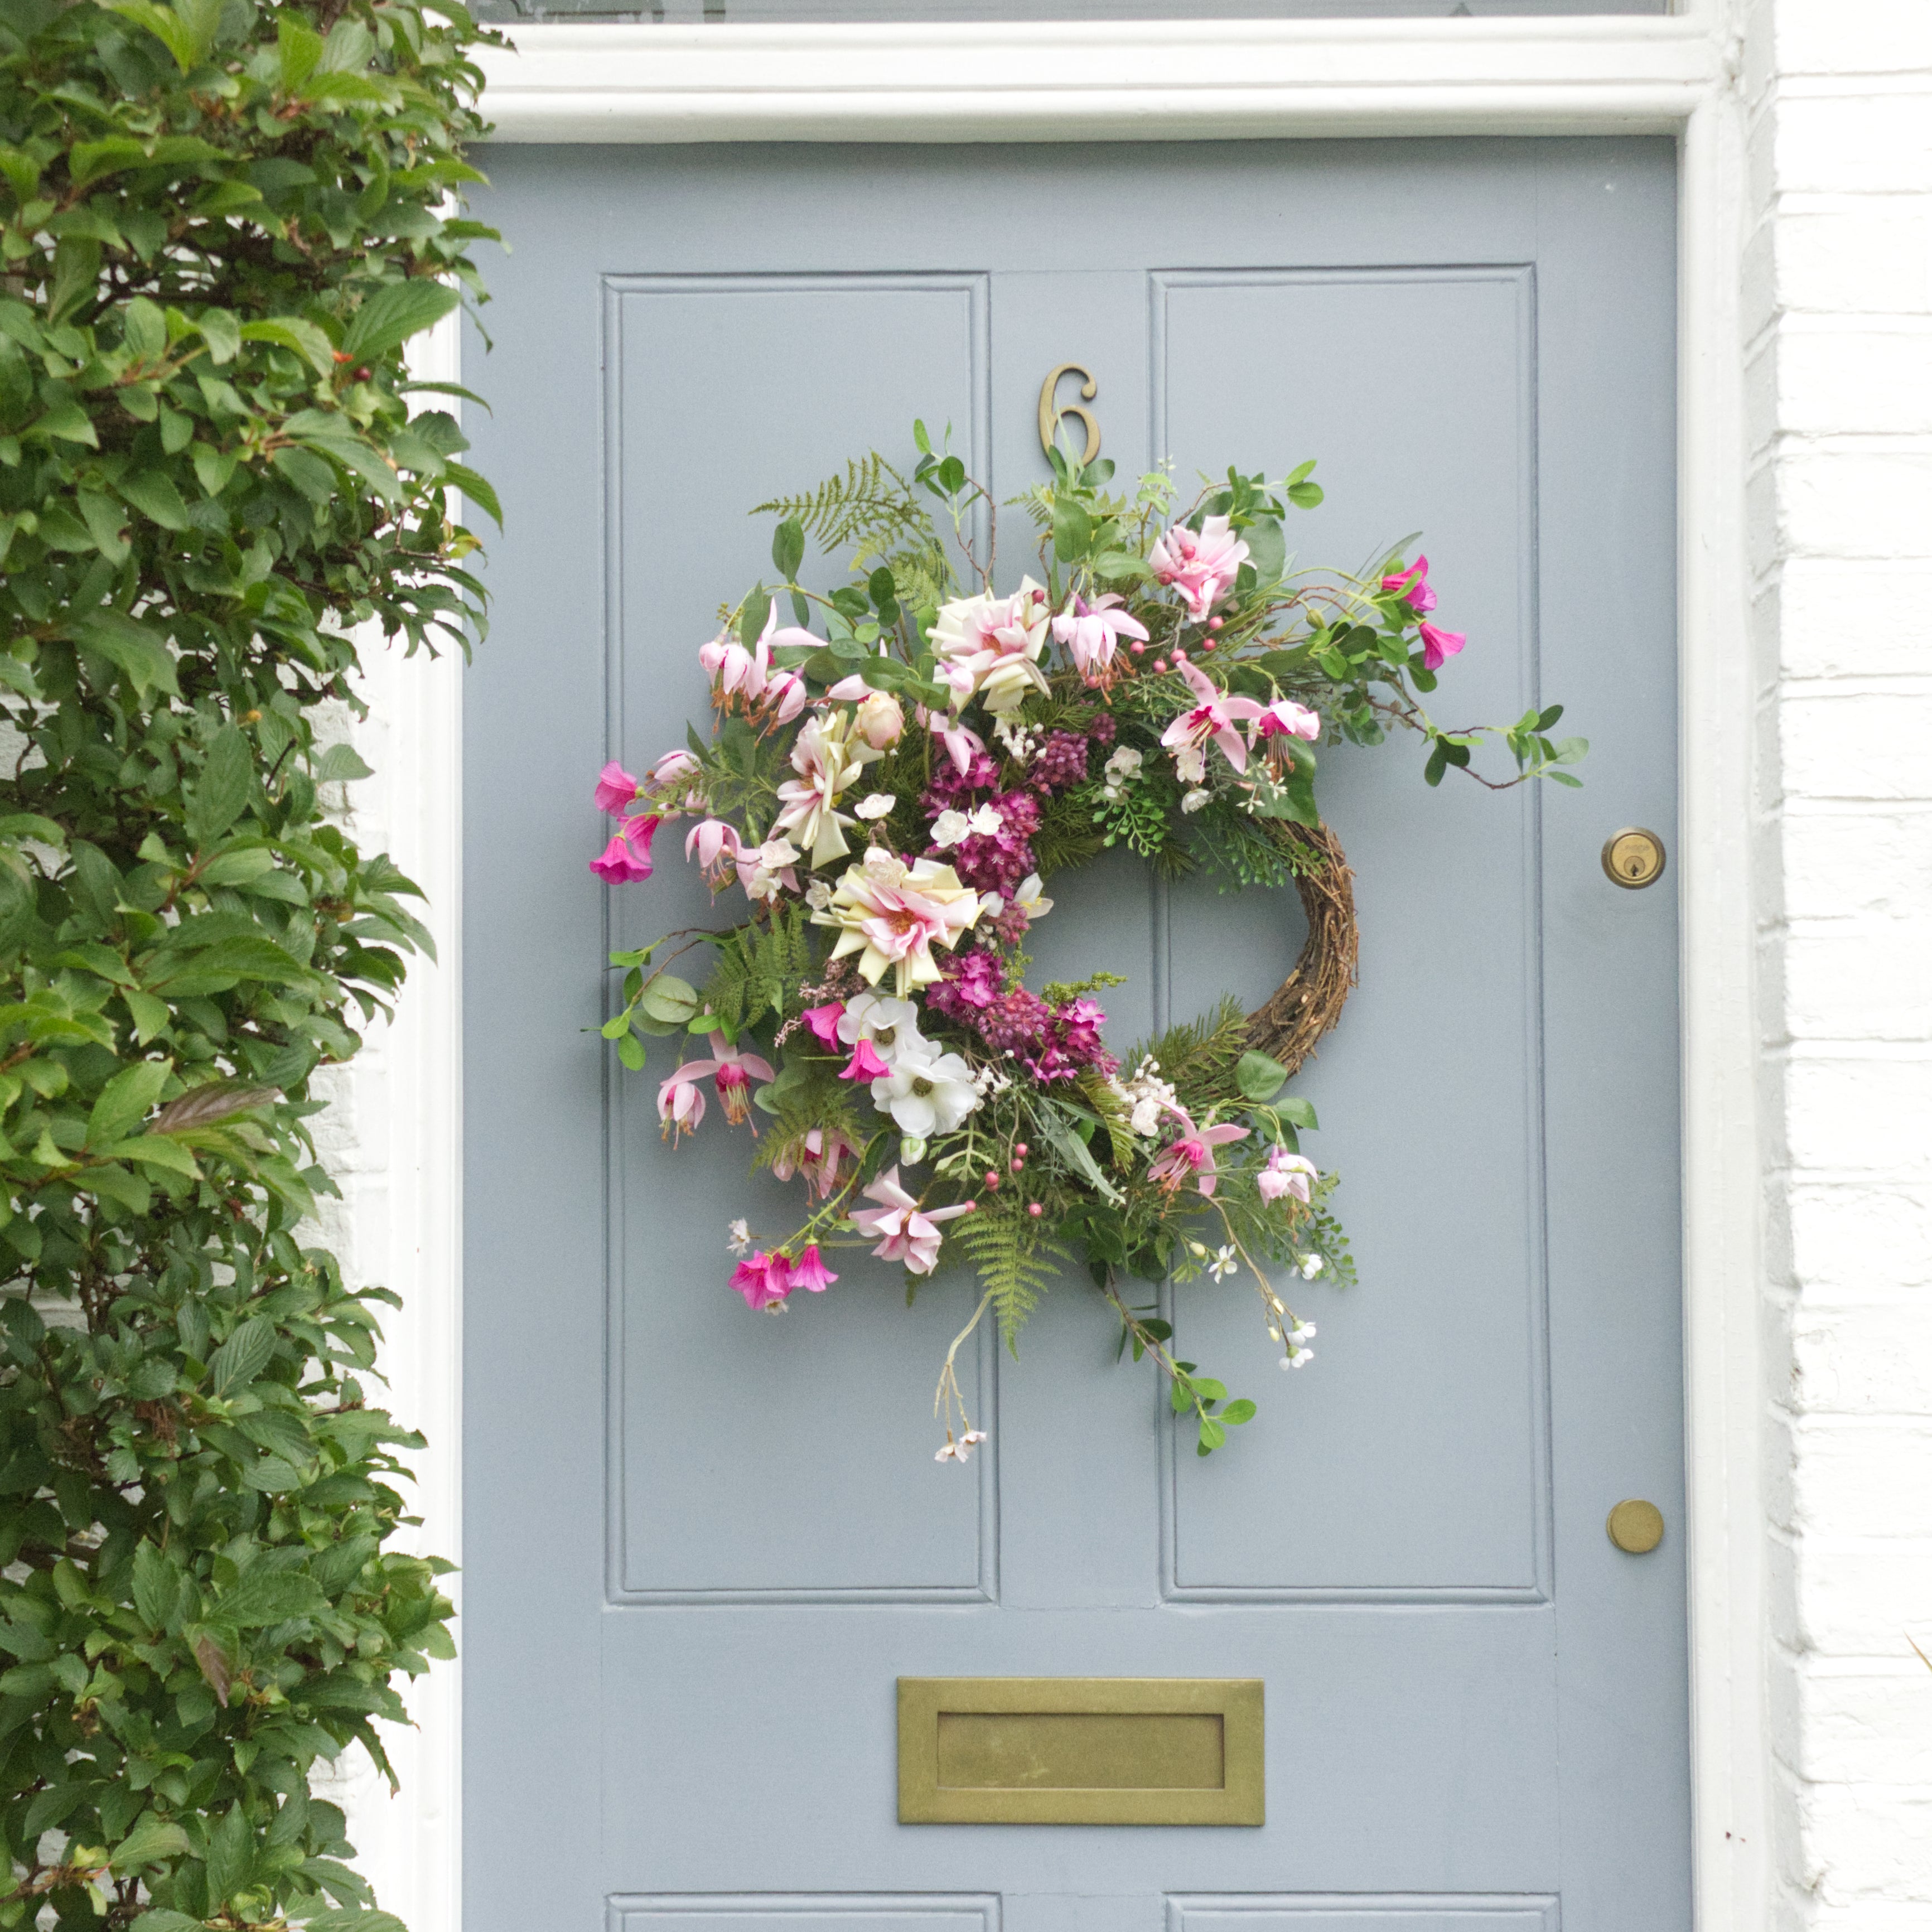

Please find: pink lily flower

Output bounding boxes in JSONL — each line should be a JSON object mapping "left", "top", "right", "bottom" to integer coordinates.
{"left": 848, "top": 1166, "right": 975, "bottom": 1276}
{"left": 1149, "top": 515, "right": 1249, "bottom": 621}
{"left": 701, "top": 606, "right": 820, "bottom": 714}
{"left": 1253, "top": 698, "right": 1322, "bottom": 744}
{"left": 1380, "top": 554, "right": 1438, "bottom": 615}
{"left": 595, "top": 761, "right": 641, "bottom": 816}
{"left": 839, "top": 1039, "right": 891, "bottom": 1083}
{"left": 731, "top": 1250, "right": 793, "bottom": 1311}
{"left": 1147, "top": 1117, "right": 1250, "bottom": 1196}
{"left": 1160, "top": 659, "right": 1265, "bottom": 777}
{"left": 1052, "top": 593, "right": 1148, "bottom": 684}
{"left": 802, "top": 1002, "right": 846, "bottom": 1048}
{"left": 652, "top": 747, "right": 700, "bottom": 786}
{"left": 788, "top": 1244, "right": 839, "bottom": 1293}
{"left": 1418, "top": 622, "right": 1466, "bottom": 672}
{"left": 590, "top": 814, "right": 661, "bottom": 885}
{"left": 917, "top": 704, "right": 987, "bottom": 777}
{"left": 1258, "top": 1146, "right": 1318, "bottom": 1205}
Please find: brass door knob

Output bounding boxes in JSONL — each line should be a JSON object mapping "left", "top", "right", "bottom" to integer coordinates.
{"left": 1602, "top": 827, "right": 1666, "bottom": 888}
{"left": 1606, "top": 1499, "right": 1665, "bottom": 1554}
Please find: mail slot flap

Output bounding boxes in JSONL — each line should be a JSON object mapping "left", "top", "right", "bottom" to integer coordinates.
{"left": 897, "top": 1677, "right": 1264, "bottom": 1826}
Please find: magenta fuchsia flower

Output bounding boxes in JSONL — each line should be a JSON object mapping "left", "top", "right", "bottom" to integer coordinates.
{"left": 1052, "top": 593, "right": 1148, "bottom": 684}
{"left": 731, "top": 1250, "right": 793, "bottom": 1311}
{"left": 1258, "top": 1147, "right": 1318, "bottom": 1205}
{"left": 802, "top": 1002, "right": 846, "bottom": 1048}
{"left": 839, "top": 1039, "right": 891, "bottom": 1083}
{"left": 1253, "top": 698, "right": 1322, "bottom": 744}
{"left": 660, "top": 1033, "right": 775, "bottom": 1136}
{"left": 848, "top": 1166, "right": 975, "bottom": 1275}
{"left": 1419, "top": 622, "right": 1466, "bottom": 671}
{"left": 590, "top": 814, "right": 661, "bottom": 884}
{"left": 1380, "top": 554, "right": 1438, "bottom": 615}
{"left": 1147, "top": 1117, "right": 1250, "bottom": 1196}
{"left": 1160, "top": 659, "right": 1265, "bottom": 779}
{"left": 595, "top": 761, "right": 641, "bottom": 816}
{"left": 788, "top": 1244, "right": 839, "bottom": 1293}
{"left": 770, "top": 1125, "right": 858, "bottom": 1200}
{"left": 1150, "top": 514, "right": 1250, "bottom": 621}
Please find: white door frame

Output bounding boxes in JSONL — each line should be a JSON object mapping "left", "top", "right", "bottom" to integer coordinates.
{"left": 370, "top": 12, "right": 1766, "bottom": 1926}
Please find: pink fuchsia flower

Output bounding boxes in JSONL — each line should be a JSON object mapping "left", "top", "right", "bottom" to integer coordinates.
{"left": 1380, "top": 554, "right": 1438, "bottom": 615}
{"left": 1419, "top": 622, "right": 1466, "bottom": 672}
{"left": 1150, "top": 515, "right": 1249, "bottom": 621}
{"left": 699, "top": 605, "right": 819, "bottom": 715}
{"left": 595, "top": 761, "right": 641, "bottom": 816}
{"left": 657, "top": 1066, "right": 707, "bottom": 1140}
{"left": 591, "top": 814, "right": 661, "bottom": 885}
{"left": 839, "top": 1039, "right": 891, "bottom": 1083}
{"left": 1257, "top": 1146, "right": 1318, "bottom": 1205}
{"left": 788, "top": 1243, "right": 838, "bottom": 1293}
{"left": 931, "top": 578, "right": 1053, "bottom": 714}
{"left": 1147, "top": 1117, "right": 1250, "bottom": 1196}
{"left": 848, "top": 1165, "right": 975, "bottom": 1276}
{"left": 704, "top": 1032, "right": 776, "bottom": 1127}
{"left": 1052, "top": 593, "right": 1148, "bottom": 684}
{"left": 1160, "top": 659, "right": 1265, "bottom": 779}
{"left": 651, "top": 747, "right": 700, "bottom": 787}
{"left": 1253, "top": 698, "right": 1322, "bottom": 744}
{"left": 685, "top": 818, "right": 743, "bottom": 884}
{"left": 770, "top": 1124, "right": 858, "bottom": 1200}
{"left": 731, "top": 1250, "right": 793, "bottom": 1311}
{"left": 814, "top": 851, "right": 986, "bottom": 998}
{"left": 920, "top": 707, "right": 988, "bottom": 778}
{"left": 802, "top": 1002, "right": 846, "bottom": 1049}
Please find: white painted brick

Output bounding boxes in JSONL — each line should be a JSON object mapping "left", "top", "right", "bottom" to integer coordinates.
{"left": 1775, "top": 688, "right": 1932, "bottom": 800}
{"left": 1773, "top": 91, "right": 1932, "bottom": 197}
{"left": 1772, "top": 0, "right": 1932, "bottom": 78}
{"left": 1781, "top": 920, "right": 1932, "bottom": 1037}
{"left": 1780, "top": 804, "right": 1932, "bottom": 914}
{"left": 1776, "top": 443, "right": 1932, "bottom": 558}
{"left": 1787, "top": 1183, "right": 1932, "bottom": 1297}
{"left": 1779, "top": 1781, "right": 1932, "bottom": 1902}
{"left": 1792, "top": 1544, "right": 1932, "bottom": 1653}
{"left": 1772, "top": 196, "right": 1932, "bottom": 314}
{"left": 1780, "top": 1054, "right": 1932, "bottom": 1173}
{"left": 1777, "top": 559, "right": 1932, "bottom": 677}
{"left": 1788, "top": 1418, "right": 1932, "bottom": 1538}
{"left": 1772, "top": 318, "right": 1932, "bottom": 434}
{"left": 1793, "top": 1297, "right": 1932, "bottom": 1411}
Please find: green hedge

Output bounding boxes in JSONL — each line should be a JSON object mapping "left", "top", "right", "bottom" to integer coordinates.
{"left": 0, "top": 0, "right": 495, "bottom": 1921}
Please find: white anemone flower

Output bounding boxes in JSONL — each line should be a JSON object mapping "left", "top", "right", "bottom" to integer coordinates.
{"left": 837, "top": 991, "right": 925, "bottom": 1064}
{"left": 871, "top": 1041, "right": 980, "bottom": 1137}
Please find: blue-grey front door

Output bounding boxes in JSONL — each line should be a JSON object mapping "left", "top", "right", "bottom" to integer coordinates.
{"left": 461, "top": 139, "right": 1685, "bottom": 1932}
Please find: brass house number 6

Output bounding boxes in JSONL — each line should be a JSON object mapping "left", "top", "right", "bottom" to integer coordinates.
{"left": 1039, "top": 363, "right": 1101, "bottom": 467}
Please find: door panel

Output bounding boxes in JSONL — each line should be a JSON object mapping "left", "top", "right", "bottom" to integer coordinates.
{"left": 463, "top": 138, "right": 1683, "bottom": 1932}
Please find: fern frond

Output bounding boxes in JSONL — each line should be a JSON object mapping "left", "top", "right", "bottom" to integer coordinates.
{"left": 951, "top": 1204, "right": 1069, "bottom": 1350}
{"left": 753, "top": 453, "right": 941, "bottom": 579}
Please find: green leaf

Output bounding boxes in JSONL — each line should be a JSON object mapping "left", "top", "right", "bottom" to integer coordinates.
{"left": 206, "top": 1316, "right": 276, "bottom": 1397}
{"left": 443, "top": 460, "right": 501, "bottom": 527}
{"left": 312, "top": 741, "right": 375, "bottom": 784}
{"left": 88, "top": 1057, "right": 170, "bottom": 1147}
{"left": 100, "top": 0, "right": 218, "bottom": 70}
{"left": 1235, "top": 1050, "right": 1289, "bottom": 1103}
{"left": 341, "top": 279, "right": 460, "bottom": 362}
{"left": 110, "top": 1814, "right": 192, "bottom": 1872}
{"left": 205, "top": 1799, "right": 252, "bottom": 1906}
{"left": 1222, "top": 1398, "right": 1257, "bottom": 1425}
{"left": 134, "top": 1916, "right": 206, "bottom": 1932}
{"left": 195, "top": 305, "right": 240, "bottom": 364}
{"left": 238, "top": 316, "right": 336, "bottom": 378}
{"left": 772, "top": 515, "right": 805, "bottom": 580}
{"left": 119, "top": 468, "right": 191, "bottom": 529}
{"left": 305, "top": 1915, "right": 409, "bottom": 1932}
{"left": 1051, "top": 495, "right": 1093, "bottom": 563}
{"left": 123, "top": 988, "right": 170, "bottom": 1043}
{"left": 638, "top": 973, "right": 699, "bottom": 1024}
{"left": 73, "top": 609, "right": 180, "bottom": 699}
{"left": 1036, "top": 1103, "right": 1121, "bottom": 1205}
{"left": 132, "top": 1541, "right": 180, "bottom": 1632}
{"left": 186, "top": 727, "right": 253, "bottom": 846}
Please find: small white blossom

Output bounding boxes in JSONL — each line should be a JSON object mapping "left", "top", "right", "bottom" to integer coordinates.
{"left": 1289, "top": 1320, "right": 1317, "bottom": 1344}
{"left": 1283, "top": 1345, "right": 1314, "bottom": 1369}
{"left": 1012, "top": 873, "right": 1052, "bottom": 921}
{"left": 1103, "top": 746, "right": 1143, "bottom": 781}
{"left": 727, "top": 1218, "right": 751, "bottom": 1257}
{"left": 805, "top": 880, "right": 833, "bottom": 911}
{"left": 965, "top": 803, "right": 1005, "bottom": 837}
{"left": 1298, "top": 1253, "right": 1325, "bottom": 1280}
{"left": 929, "top": 809, "right": 970, "bottom": 848}
{"left": 993, "top": 719, "right": 1039, "bottom": 761}
{"left": 1209, "top": 1244, "right": 1239, "bottom": 1280}
{"left": 854, "top": 793, "right": 897, "bottom": 821}
{"left": 1181, "top": 787, "right": 1213, "bottom": 814}
{"left": 1171, "top": 743, "right": 1208, "bottom": 785}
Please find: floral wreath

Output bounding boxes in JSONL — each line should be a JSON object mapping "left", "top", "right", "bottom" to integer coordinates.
{"left": 587, "top": 429, "right": 1584, "bottom": 1461}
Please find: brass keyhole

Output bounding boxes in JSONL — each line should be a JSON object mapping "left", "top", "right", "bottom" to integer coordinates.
{"left": 1601, "top": 827, "right": 1666, "bottom": 890}
{"left": 1606, "top": 1499, "right": 1665, "bottom": 1554}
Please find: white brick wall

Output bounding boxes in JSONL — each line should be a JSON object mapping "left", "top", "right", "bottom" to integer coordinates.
{"left": 1749, "top": 1, "right": 1932, "bottom": 1925}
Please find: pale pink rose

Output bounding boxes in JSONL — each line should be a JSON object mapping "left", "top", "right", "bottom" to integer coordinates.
{"left": 848, "top": 1166, "right": 975, "bottom": 1275}
{"left": 590, "top": 813, "right": 660, "bottom": 885}
{"left": 854, "top": 690, "right": 905, "bottom": 750}
{"left": 1149, "top": 515, "right": 1249, "bottom": 621}
{"left": 1052, "top": 593, "right": 1148, "bottom": 683}
{"left": 1258, "top": 1147, "right": 1318, "bottom": 1205}
{"left": 1160, "top": 659, "right": 1264, "bottom": 775}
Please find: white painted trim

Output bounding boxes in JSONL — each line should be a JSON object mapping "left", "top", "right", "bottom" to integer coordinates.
{"left": 435, "top": 17, "right": 1771, "bottom": 1932}
{"left": 476, "top": 15, "right": 1726, "bottom": 142}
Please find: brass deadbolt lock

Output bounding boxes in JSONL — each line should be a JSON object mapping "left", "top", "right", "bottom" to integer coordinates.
{"left": 1606, "top": 1499, "right": 1665, "bottom": 1554}
{"left": 1602, "top": 827, "right": 1667, "bottom": 890}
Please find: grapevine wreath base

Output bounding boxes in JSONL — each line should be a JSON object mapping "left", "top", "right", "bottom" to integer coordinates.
{"left": 585, "top": 428, "right": 1581, "bottom": 1460}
